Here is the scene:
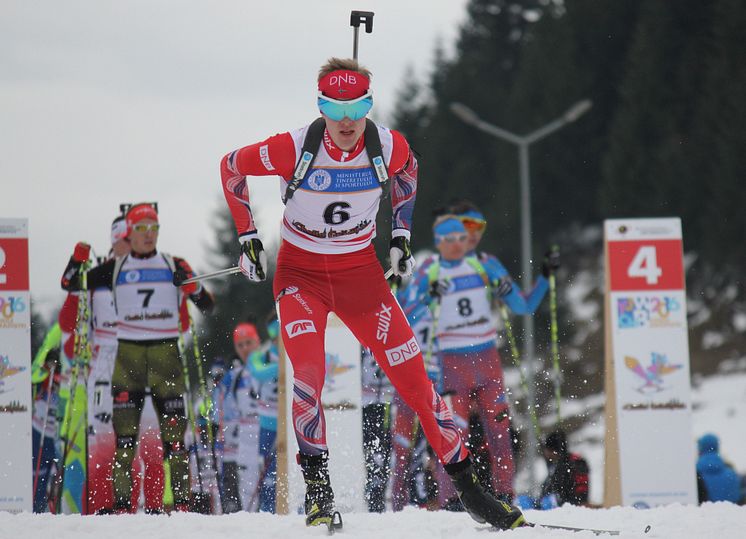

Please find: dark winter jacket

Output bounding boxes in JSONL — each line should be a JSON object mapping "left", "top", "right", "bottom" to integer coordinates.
{"left": 541, "top": 452, "right": 590, "bottom": 506}
{"left": 696, "top": 434, "right": 741, "bottom": 503}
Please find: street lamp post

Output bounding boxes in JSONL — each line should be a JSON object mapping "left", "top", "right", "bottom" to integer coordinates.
{"left": 450, "top": 99, "right": 592, "bottom": 493}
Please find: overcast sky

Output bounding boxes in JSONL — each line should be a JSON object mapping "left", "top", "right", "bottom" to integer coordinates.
{"left": 0, "top": 0, "right": 468, "bottom": 320}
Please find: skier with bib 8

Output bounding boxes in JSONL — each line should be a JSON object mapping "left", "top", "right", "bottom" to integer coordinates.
{"left": 219, "top": 57, "right": 527, "bottom": 531}
{"left": 403, "top": 213, "right": 553, "bottom": 507}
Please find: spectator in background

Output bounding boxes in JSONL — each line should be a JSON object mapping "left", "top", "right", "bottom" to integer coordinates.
{"left": 697, "top": 433, "right": 742, "bottom": 504}
{"left": 539, "top": 430, "right": 589, "bottom": 509}
{"left": 248, "top": 310, "right": 281, "bottom": 513}
{"left": 30, "top": 323, "right": 62, "bottom": 513}
{"left": 220, "top": 323, "right": 261, "bottom": 512}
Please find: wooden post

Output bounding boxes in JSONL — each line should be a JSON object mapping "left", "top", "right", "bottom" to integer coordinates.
{"left": 603, "top": 227, "right": 622, "bottom": 507}
{"left": 275, "top": 336, "right": 289, "bottom": 514}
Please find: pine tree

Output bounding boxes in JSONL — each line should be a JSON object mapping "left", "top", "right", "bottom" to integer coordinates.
{"left": 686, "top": 0, "right": 746, "bottom": 268}
{"left": 599, "top": 0, "right": 715, "bottom": 219}
{"left": 396, "top": 0, "right": 549, "bottom": 259}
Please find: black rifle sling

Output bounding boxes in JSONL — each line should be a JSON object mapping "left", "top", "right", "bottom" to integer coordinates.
{"left": 283, "top": 117, "right": 326, "bottom": 204}
{"left": 284, "top": 118, "right": 390, "bottom": 205}
{"left": 363, "top": 119, "right": 390, "bottom": 198}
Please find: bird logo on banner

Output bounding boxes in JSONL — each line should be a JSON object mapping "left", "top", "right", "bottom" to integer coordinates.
{"left": 625, "top": 352, "right": 683, "bottom": 393}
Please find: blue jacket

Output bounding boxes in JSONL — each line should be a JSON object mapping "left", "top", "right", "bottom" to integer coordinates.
{"left": 697, "top": 434, "right": 741, "bottom": 503}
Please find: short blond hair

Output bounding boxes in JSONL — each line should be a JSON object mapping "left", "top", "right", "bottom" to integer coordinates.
{"left": 318, "top": 57, "right": 372, "bottom": 82}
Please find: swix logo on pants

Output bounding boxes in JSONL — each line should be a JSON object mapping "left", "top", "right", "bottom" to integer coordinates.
{"left": 385, "top": 336, "right": 420, "bottom": 366}
{"left": 286, "top": 319, "right": 317, "bottom": 338}
{"left": 375, "top": 302, "right": 392, "bottom": 344}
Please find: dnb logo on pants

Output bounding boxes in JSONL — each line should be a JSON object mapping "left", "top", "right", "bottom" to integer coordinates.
{"left": 286, "top": 319, "right": 317, "bottom": 338}
{"left": 385, "top": 337, "right": 420, "bottom": 366}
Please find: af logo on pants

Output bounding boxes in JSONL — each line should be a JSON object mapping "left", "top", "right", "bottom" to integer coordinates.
{"left": 286, "top": 319, "right": 316, "bottom": 338}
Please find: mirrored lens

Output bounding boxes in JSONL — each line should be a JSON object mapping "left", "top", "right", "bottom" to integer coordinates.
{"left": 318, "top": 97, "right": 373, "bottom": 121}
{"left": 460, "top": 218, "right": 487, "bottom": 232}
{"left": 133, "top": 224, "right": 160, "bottom": 233}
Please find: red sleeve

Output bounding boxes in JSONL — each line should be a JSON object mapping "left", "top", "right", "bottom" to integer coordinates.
{"left": 59, "top": 294, "right": 80, "bottom": 359}
{"left": 389, "top": 130, "right": 411, "bottom": 174}
{"left": 389, "top": 130, "right": 418, "bottom": 233}
{"left": 220, "top": 132, "right": 297, "bottom": 239}
{"left": 179, "top": 297, "right": 189, "bottom": 333}
{"left": 58, "top": 293, "right": 79, "bottom": 333}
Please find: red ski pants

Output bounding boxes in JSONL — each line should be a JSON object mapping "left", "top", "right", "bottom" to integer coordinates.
{"left": 438, "top": 346, "right": 514, "bottom": 496}
{"left": 274, "top": 242, "right": 468, "bottom": 465}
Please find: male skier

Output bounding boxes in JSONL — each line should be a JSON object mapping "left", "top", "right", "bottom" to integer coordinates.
{"left": 219, "top": 58, "right": 526, "bottom": 530}
{"left": 405, "top": 210, "right": 557, "bottom": 504}
{"left": 62, "top": 203, "right": 214, "bottom": 512}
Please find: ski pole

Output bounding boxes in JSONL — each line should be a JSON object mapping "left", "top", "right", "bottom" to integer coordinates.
{"left": 33, "top": 363, "right": 57, "bottom": 498}
{"left": 188, "top": 309, "right": 223, "bottom": 511}
{"left": 548, "top": 245, "right": 561, "bottom": 426}
{"left": 350, "top": 11, "right": 375, "bottom": 61}
{"left": 247, "top": 437, "right": 277, "bottom": 512}
{"left": 175, "top": 266, "right": 241, "bottom": 286}
{"left": 177, "top": 331, "right": 206, "bottom": 497}
{"left": 498, "top": 303, "right": 542, "bottom": 443}
{"left": 56, "top": 263, "right": 92, "bottom": 513}
{"left": 177, "top": 266, "right": 395, "bottom": 287}
{"left": 425, "top": 297, "right": 441, "bottom": 368}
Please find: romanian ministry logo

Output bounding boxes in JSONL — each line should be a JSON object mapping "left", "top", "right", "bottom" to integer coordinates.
{"left": 307, "top": 170, "right": 332, "bottom": 191}
{"left": 124, "top": 270, "right": 141, "bottom": 284}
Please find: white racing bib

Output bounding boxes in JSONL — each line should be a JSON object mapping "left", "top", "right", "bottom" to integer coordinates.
{"left": 114, "top": 254, "right": 180, "bottom": 341}
{"left": 280, "top": 125, "right": 395, "bottom": 254}
{"left": 435, "top": 259, "right": 497, "bottom": 351}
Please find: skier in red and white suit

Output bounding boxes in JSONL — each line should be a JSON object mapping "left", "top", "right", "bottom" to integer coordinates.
{"left": 219, "top": 58, "right": 526, "bottom": 530}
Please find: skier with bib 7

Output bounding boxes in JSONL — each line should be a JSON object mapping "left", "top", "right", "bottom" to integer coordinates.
{"left": 219, "top": 57, "right": 527, "bottom": 530}
{"left": 61, "top": 203, "right": 214, "bottom": 513}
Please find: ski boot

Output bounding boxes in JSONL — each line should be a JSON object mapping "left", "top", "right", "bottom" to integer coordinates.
{"left": 299, "top": 452, "right": 343, "bottom": 534}
{"left": 445, "top": 457, "right": 527, "bottom": 530}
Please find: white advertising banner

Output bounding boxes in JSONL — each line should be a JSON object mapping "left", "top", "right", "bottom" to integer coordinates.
{"left": 0, "top": 218, "right": 32, "bottom": 513}
{"left": 605, "top": 218, "right": 697, "bottom": 507}
{"left": 283, "top": 314, "right": 365, "bottom": 514}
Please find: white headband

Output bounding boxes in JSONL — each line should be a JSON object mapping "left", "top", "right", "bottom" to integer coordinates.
{"left": 111, "top": 219, "right": 128, "bottom": 244}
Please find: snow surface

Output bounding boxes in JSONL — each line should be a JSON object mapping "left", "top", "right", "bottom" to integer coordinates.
{"left": 3, "top": 503, "right": 745, "bottom": 539}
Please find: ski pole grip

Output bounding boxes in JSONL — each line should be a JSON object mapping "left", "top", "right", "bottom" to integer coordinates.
{"left": 350, "top": 11, "right": 374, "bottom": 33}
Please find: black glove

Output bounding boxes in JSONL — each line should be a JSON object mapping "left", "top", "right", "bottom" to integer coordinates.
{"left": 239, "top": 234, "right": 268, "bottom": 282}
{"left": 172, "top": 259, "right": 202, "bottom": 295}
{"left": 429, "top": 279, "right": 450, "bottom": 299}
{"left": 542, "top": 246, "right": 561, "bottom": 278}
{"left": 172, "top": 266, "right": 188, "bottom": 286}
{"left": 389, "top": 236, "right": 415, "bottom": 277}
{"left": 493, "top": 277, "right": 513, "bottom": 298}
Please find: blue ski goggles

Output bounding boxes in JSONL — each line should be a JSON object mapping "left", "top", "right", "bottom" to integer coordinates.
{"left": 317, "top": 91, "right": 373, "bottom": 121}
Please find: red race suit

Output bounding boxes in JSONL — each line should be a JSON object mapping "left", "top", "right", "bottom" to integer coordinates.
{"left": 221, "top": 122, "right": 469, "bottom": 465}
